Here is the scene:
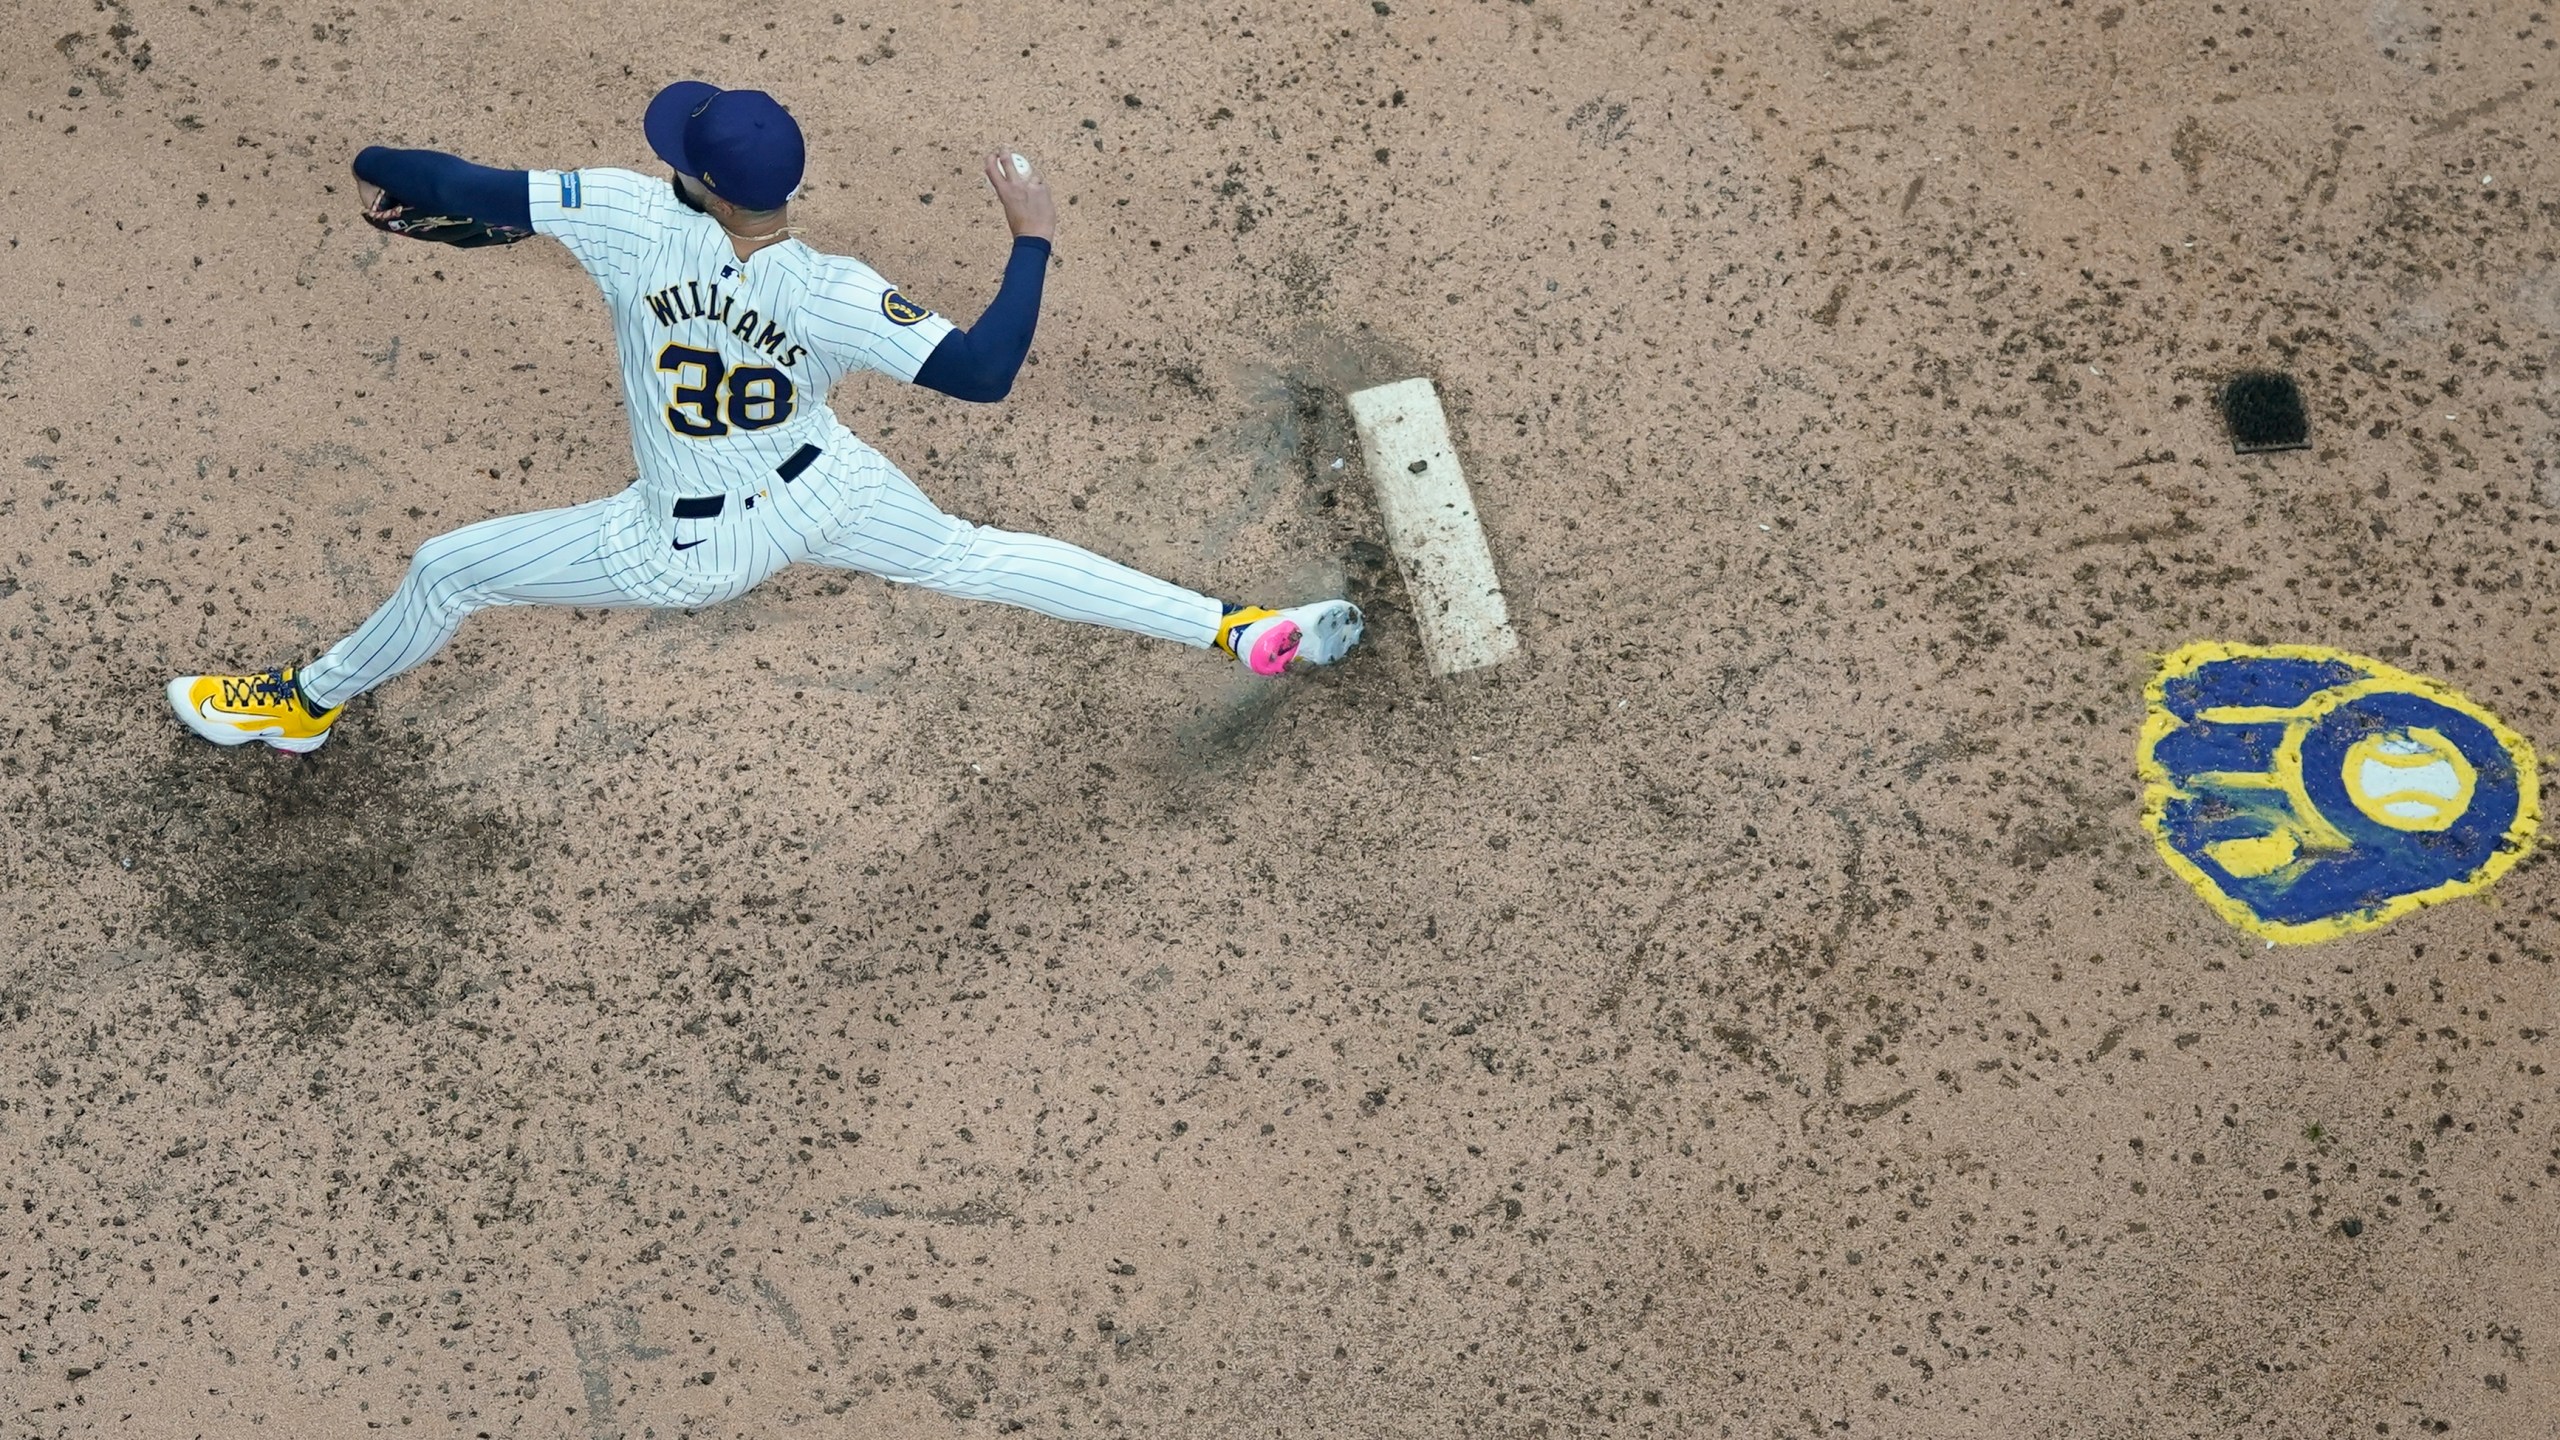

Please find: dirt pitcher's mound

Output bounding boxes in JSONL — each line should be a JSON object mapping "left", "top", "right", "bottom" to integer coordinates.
{"left": 4, "top": 2, "right": 2557, "bottom": 1437}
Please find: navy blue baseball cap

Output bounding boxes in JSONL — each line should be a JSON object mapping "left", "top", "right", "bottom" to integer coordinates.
{"left": 645, "top": 81, "right": 805, "bottom": 211}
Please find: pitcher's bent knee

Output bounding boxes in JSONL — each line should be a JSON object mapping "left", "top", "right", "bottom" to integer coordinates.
{"left": 406, "top": 530, "right": 479, "bottom": 580}
{"left": 893, "top": 520, "right": 997, "bottom": 587}
{"left": 400, "top": 530, "right": 512, "bottom": 616}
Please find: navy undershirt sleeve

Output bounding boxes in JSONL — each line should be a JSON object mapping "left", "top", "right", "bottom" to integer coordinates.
{"left": 912, "top": 236, "right": 1053, "bottom": 403}
{"left": 352, "top": 146, "right": 532, "bottom": 230}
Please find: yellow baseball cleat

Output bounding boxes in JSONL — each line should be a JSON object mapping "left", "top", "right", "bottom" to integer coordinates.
{"left": 166, "top": 667, "right": 341, "bottom": 753}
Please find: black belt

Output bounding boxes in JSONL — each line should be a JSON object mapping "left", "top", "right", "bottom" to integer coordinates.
{"left": 672, "top": 443, "right": 821, "bottom": 519}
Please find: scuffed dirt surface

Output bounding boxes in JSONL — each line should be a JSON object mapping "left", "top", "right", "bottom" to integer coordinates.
{"left": 4, "top": 1, "right": 2559, "bottom": 1436}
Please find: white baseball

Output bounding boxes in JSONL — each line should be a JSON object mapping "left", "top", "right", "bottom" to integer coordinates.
{"left": 2356, "top": 740, "right": 2464, "bottom": 821}
{"left": 1010, "top": 153, "right": 1032, "bottom": 178}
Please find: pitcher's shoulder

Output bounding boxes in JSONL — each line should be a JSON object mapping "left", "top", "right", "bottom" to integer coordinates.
{"left": 801, "top": 248, "right": 890, "bottom": 288}
{"left": 802, "top": 251, "right": 937, "bottom": 325}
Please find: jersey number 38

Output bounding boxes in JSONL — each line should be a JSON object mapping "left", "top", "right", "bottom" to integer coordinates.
{"left": 656, "top": 343, "right": 796, "bottom": 438}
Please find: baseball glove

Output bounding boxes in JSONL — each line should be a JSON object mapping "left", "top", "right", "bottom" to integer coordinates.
{"left": 361, "top": 193, "right": 531, "bottom": 249}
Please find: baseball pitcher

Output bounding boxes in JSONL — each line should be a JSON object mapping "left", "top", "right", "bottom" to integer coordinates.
{"left": 169, "top": 81, "right": 1362, "bottom": 753}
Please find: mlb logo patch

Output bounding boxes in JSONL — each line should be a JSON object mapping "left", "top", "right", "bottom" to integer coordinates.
{"left": 560, "top": 173, "right": 583, "bottom": 209}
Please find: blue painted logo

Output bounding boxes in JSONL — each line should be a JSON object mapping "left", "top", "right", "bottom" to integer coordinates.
{"left": 560, "top": 172, "right": 583, "bottom": 209}
{"left": 2139, "top": 643, "right": 2539, "bottom": 943}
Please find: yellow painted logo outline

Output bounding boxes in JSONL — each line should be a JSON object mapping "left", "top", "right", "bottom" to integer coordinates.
{"left": 2137, "top": 640, "right": 2539, "bottom": 944}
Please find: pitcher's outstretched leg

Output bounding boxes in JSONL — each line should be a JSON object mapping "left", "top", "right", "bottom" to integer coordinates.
{"left": 168, "top": 497, "right": 644, "bottom": 753}
{"left": 817, "top": 462, "right": 1363, "bottom": 676}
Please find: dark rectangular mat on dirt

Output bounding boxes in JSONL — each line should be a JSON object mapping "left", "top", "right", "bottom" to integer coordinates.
{"left": 2219, "top": 370, "right": 2311, "bottom": 454}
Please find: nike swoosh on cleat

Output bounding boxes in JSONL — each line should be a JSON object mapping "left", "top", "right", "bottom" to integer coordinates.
{"left": 672, "top": 538, "right": 709, "bottom": 551}
{"left": 196, "top": 701, "right": 283, "bottom": 729}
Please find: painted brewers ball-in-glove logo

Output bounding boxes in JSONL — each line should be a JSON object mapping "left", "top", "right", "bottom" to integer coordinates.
{"left": 2139, "top": 642, "right": 2538, "bottom": 943}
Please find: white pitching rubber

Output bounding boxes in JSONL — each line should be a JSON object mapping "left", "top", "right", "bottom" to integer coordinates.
{"left": 1345, "top": 377, "right": 1517, "bottom": 677}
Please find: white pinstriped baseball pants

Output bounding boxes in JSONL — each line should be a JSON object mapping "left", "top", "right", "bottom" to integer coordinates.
{"left": 295, "top": 463, "right": 1227, "bottom": 711}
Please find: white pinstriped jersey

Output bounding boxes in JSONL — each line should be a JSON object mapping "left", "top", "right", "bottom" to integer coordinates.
{"left": 526, "top": 166, "right": 954, "bottom": 497}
